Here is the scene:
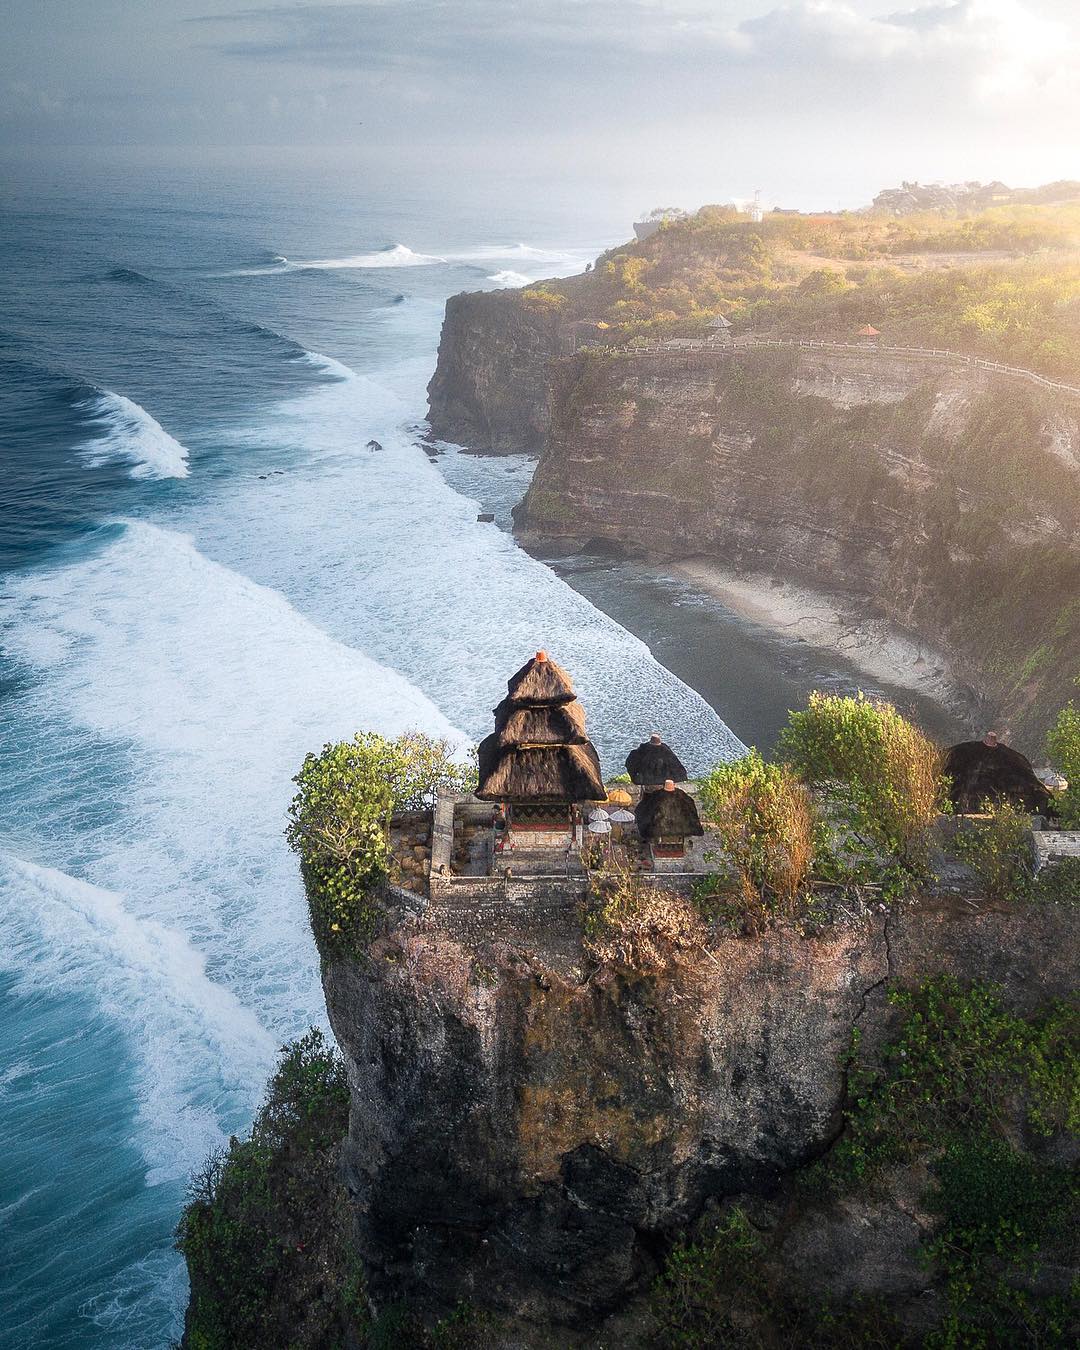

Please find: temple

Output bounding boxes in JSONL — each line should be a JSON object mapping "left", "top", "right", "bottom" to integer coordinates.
{"left": 476, "top": 650, "right": 605, "bottom": 843}
{"left": 419, "top": 651, "right": 710, "bottom": 897}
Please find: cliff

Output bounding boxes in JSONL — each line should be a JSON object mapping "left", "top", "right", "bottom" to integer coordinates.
{"left": 320, "top": 883, "right": 1078, "bottom": 1339}
{"left": 517, "top": 345, "right": 1080, "bottom": 744}
{"left": 426, "top": 289, "right": 565, "bottom": 453}
{"left": 431, "top": 294, "right": 1080, "bottom": 744}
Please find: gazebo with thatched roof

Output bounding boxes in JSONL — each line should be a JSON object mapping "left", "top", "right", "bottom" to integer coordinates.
{"left": 635, "top": 779, "right": 704, "bottom": 857}
{"left": 944, "top": 733, "right": 1052, "bottom": 816}
{"left": 476, "top": 651, "right": 606, "bottom": 831}
{"left": 625, "top": 733, "right": 688, "bottom": 787}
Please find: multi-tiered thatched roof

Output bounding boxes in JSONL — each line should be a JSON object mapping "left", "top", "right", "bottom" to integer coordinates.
{"left": 476, "top": 651, "right": 606, "bottom": 803}
{"left": 625, "top": 733, "right": 687, "bottom": 786}
{"left": 635, "top": 781, "right": 704, "bottom": 840}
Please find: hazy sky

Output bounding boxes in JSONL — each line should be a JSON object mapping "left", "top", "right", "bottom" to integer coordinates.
{"left": 3, "top": 1, "right": 1079, "bottom": 208}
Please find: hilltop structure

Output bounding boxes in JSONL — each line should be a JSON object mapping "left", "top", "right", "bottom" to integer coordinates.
{"left": 425, "top": 654, "right": 713, "bottom": 889}
{"left": 476, "top": 650, "right": 605, "bottom": 832}
{"left": 634, "top": 779, "right": 703, "bottom": 857}
{"left": 625, "top": 733, "right": 688, "bottom": 786}
{"left": 944, "top": 732, "right": 1052, "bottom": 815}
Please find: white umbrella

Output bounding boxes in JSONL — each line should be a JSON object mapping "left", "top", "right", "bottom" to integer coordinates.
{"left": 588, "top": 819, "right": 612, "bottom": 835}
{"left": 588, "top": 808, "right": 609, "bottom": 822}
{"left": 608, "top": 808, "right": 636, "bottom": 823}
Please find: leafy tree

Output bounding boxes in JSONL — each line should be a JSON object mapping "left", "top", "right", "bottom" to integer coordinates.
{"left": 287, "top": 730, "right": 472, "bottom": 952}
{"left": 777, "top": 693, "right": 944, "bottom": 880}
{"left": 698, "top": 750, "right": 817, "bottom": 920}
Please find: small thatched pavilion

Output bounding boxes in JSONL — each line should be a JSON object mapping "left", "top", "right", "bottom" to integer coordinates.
{"left": 625, "top": 733, "right": 688, "bottom": 786}
{"left": 476, "top": 651, "right": 605, "bottom": 831}
{"left": 944, "top": 733, "right": 1052, "bottom": 816}
{"left": 635, "top": 779, "right": 704, "bottom": 857}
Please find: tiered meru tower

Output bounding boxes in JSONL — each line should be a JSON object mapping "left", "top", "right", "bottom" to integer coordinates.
{"left": 476, "top": 651, "right": 605, "bottom": 831}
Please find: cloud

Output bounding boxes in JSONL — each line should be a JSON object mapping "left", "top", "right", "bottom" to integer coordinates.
{"left": 726, "top": 1, "right": 1074, "bottom": 102}
{"left": 188, "top": 0, "right": 1078, "bottom": 107}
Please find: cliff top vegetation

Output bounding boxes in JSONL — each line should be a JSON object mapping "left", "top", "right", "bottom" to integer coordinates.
{"left": 523, "top": 192, "right": 1080, "bottom": 380}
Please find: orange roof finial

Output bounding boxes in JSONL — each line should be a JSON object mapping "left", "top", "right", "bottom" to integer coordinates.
{"left": 664, "top": 778, "right": 675, "bottom": 792}
{"left": 535, "top": 649, "right": 548, "bottom": 662}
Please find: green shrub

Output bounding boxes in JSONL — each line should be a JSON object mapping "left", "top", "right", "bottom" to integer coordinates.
{"left": 1046, "top": 699, "right": 1080, "bottom": 827}
{"left": 778, "top": 693, "right": 944, "bottom": 886}
{"left": 650, "top": 1205, "right": 903, "bottom": 1348}
{"left": 366, "top": 1300, "right": 497, "bottom": 1350}
{"left": 949, "top": 799, "right": 1035, "bottom": 902}
{"left": 287, "top": 730, "right": 472, "bottom": 955}
{"left": 177, "top": 1030, "right": 355, "bottom": 1350}
{"left": 698, "top": 750, "right": 817, "bottom": 922}
{"left": 810, "top": 978, "right": 1080, "bottom": 1347}
{"left": 1035, "top": 857, "right": 1080, "bottom": 906}
{"left": 924, "top": 1136, "right": 1079, "bottom": 1348}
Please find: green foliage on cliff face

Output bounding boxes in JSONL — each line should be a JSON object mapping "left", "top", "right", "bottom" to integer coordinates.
{"left": 177, "top": 1030, "right": 359, "bottom": 1350}
{"left": 1047, "top": 698, "right": 1080, "bottom": 828}
{"left": 288, "top": 731, "right": 472, "bottom": 956}
{"left": 698, "top": 750, "right": 817, "bottom": 921}
{"left": 812, "top": 977, "right": 1080, "bottom": 1347}
{"left": 948, "top": 801, "right": 1038, "bottom": 903}
{"left": 650, "top": 1205, "right": 903, "bottom": 1349}
{"left": 778, "top": 693, "right": 945, "bottom": 890}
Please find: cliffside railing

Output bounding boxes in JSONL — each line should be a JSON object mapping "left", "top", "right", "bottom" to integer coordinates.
{"left": 578, "top": 335, "right": 1080, "bottom": 400}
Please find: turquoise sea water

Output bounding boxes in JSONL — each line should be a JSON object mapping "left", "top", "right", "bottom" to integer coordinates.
{"left": 0, "top": 172, "right": 751, "bottom": 1347}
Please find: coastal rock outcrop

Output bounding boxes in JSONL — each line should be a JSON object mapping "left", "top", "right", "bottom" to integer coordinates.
{"left": 430, "top": 295, "right": 1080, "bottom": 744}
{"left": 323, "top": 884, "right": 1078, "bottom": 1333}
{"left": 426, "top": 290, "right": 563, "bottom": 453}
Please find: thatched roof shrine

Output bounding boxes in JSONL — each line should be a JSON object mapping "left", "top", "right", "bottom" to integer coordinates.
{"left": 635, "top": 781, "right": 704, "bottom": 839}
{"left": 477, "top": 651, "right": 605, "bottom": 803}
{"left": 944, "top": 735, "right": 1052, "bottom": 815}
{"left": 478, "top": 742, "right": 605, "bottom": 803}
{"left": 625, "top": 733, "right": 687, "bottom": 786}
{"left": 494, "top": 698, "right": 588, "bottom": 748}
{"left": 504, "top": 651, "right": 576, "bottom": 706}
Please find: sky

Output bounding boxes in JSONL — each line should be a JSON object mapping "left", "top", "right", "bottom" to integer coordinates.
{"left": 3, "top": 0, "right": 1079, "bottom": 210}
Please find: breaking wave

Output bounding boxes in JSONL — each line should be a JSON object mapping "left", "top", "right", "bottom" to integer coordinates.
{"left": 76, "top": 392, "right": 191, "bottom": 480}
{"left": 218, "top": 243, "right": 446, "bottom": 276}
{"left": 487, "top": 269, "right": 531, "bottom": 287}
{"left": 0, "top": 855, "right": 277, "bottom": 1185}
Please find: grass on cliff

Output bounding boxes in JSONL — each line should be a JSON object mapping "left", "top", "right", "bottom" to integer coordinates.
{"left": 535, "top": 199, "right": 1080, "bottom": 380}
{"left": 287, "top": 731, "right": 472, "bottom": 960}
{"left": 650, "top": 1206, "right": 903, "bottom": 1350}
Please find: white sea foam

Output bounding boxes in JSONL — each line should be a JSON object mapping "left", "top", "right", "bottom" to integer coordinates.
{"left": 77, "top": 392, "right": 191, "bottom": 480}
{"left": 2, "top": 519, "right": 464, "bottom": 1063}
{"left": 168, "top": 351, "right": 746, "bottom": 772}
{"left": 0, "top": 855, "right": 276, "bottom": 1184}
{"left": 487, "top": 269, "right": 532, "bottom": 287}
{"left": 1, "top": 518, "right": 468, "bottom": 1345}
{"left": 219, "top": 243, "right": 447, "bottom": 276}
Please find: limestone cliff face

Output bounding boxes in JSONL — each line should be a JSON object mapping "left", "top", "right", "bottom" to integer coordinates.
{"left": 323, "top": 887, "right": 1077, "bottom": 1333}
{"left": 426, "top": 290, "right": 562, "bottom": 453}
{"left": 512, "top": 346, "right": 1080, "bottom": 744}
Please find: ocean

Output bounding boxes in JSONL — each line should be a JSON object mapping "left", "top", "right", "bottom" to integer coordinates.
{"left": 0, "top": 169, "right": 960, "bottom": 1348}
{"left": 0, "top": 173, "right": 752, "bottom": 1348}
